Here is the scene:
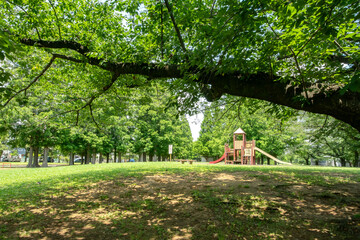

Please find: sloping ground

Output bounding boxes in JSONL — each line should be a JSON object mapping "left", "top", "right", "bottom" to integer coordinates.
{"left": 1, "top": 169, "right": 359, "bottom": 239}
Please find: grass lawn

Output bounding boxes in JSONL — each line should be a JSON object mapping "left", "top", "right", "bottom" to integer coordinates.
{"left": 1, "top": 162, "right": 360, "bottom": 239}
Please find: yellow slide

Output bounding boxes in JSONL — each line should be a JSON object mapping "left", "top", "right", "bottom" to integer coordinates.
{"left": 254, "top": 147, "right": 292, "bottom": 165}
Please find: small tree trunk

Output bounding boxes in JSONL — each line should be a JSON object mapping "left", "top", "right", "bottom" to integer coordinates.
{"left": 162, "top": 156, "right": 166, "bottom": 162}
{"left": 143, "top": 152, "right": 147, "bottom": 162}
{"left": 26, "top": 147, "right": 34, "bottom": 168}
{"left": 69, "top": 152, "right": 74, "bottom": 165}
{"left": 86, "top": 146, "right": 90, "bottom": 164}
{"left": 92, "top": 151, "right": 96, "bottom": 164}
{"left": 114, "top": 148, "right": 117, "bottom": 163}
{"left": 149, "top": 154, "right": 153, "bottom": 162}
{"left": 353, "top": 150, "right": 359, "bottom": 167}
{"left": 340, "top": 158, "right": 346, "bottom": 167}
{"left": 118, "top": 151, "right": 121, "bottom": 163}
{"left": 99, "top": 153, "right": 103, "bottom": 163}
{"left": 267, "top": 157, "right": 270, "bottom": 165}
{"left": 81, "top": 154, "right": 84, "bottom": 164}
{"left": 42, "top": 147, "right": 49, "bottom": 167}
{"left": 106, "top": 153, "right": 110, "bottom": 163}
{"left": 32, "top": 147, "right": 40, "bottom": 167}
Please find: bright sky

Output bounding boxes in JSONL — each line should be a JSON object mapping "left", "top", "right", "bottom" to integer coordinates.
{"left": 187, "top": 113, "right": 204, "bottom": 141}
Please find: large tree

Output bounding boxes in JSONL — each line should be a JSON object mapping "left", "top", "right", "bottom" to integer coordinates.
{"left": 0, "top": 0, "right": 359, "bottom": 131}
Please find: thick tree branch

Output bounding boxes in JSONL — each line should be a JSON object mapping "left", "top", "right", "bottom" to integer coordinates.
{"left": 20, "top": 38, "right": 183, "bottom": 77}
{"left": 17, "top": 38, "right": 360, "bottom": 132}
{"left": 52, "top": 53, "right": 84, "bottom": 63}
{"left": 2, "top": 55, "right": 56, "bottom": 107}
{"left": 204, "top": 71, "right": 360, "bottom": 132}
{"left": 20, "top": 38, "right": 90, "bottom": 55}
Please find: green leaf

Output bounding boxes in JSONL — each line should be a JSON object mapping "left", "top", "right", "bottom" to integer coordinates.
{"left": 348, "top": 73, "right": 360, "bottom": 93}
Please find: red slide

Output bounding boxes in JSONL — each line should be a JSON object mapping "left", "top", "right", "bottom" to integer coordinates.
{"left": 209, "top": 152, "right": 226, "bottom": 164}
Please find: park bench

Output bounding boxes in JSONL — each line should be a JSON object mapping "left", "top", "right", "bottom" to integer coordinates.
{"left": 179, "top": 159, "right": 195, "bottom": 164}
{"left": 1, "top": 162, "right": 11, "bottom": 168}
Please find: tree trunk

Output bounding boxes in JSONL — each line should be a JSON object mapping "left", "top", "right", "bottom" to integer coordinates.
{"left": 92, "top": 151, "right": 96, "bottom": 164}
{"left": 26, "top": 146, "right": 34, "bottom": 168}
{"left": 149, "top": 154, "right": 153, "bottom": 162}
{"left": 106, "top": 153, "right": 110, "bottom": 163}
{"left": 32, "top": 147, "right": 40, "bottom": 167}
{"left": 81, "top": 154, "right": 84, "bottom": 164}
{"left": 99, "top": 152, "right": 103, "bottom": 163}
{"left": 69, "top": 152, "right": 74, "bottom": 165}
{"left": 85, "top": 146, "right": 90, "bottom": 164}
{"left": 340, "top": 158, "right": 346, "bottom": 167}
{"left": 143, "top": 152, "right": 147, "bottom": 162}
{"left": 41, "top": 147, "right": 49, "bottom": 167}
{"left": 267, "top": 157, "right": 270, "bottom": 165}
{"left": 114, "top": 148, "right": 117, "bottom": 163}
{"left": 162, "top": 156, "right": 166, "bottom": 162}
{"left": 354, "top": 150, "right": 359, "bottom": 168}
{"left": 157, "top": 154, "right": 161, "bottom": 162}
{"left": 305, "top": 157, "right": 310, "bottom": 165}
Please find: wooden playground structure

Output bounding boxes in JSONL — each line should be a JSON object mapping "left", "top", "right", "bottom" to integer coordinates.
{"left": 210, "top": 128, "right": 291, "bottom": 165}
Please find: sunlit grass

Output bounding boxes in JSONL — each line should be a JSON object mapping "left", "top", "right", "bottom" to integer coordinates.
{"left": 1, "top": 162, "right": 359, "bottom": 211}
{"left": 1, "top": 162, "right": 360, "bottom": 239}
{"left": 1, "top": 163, "right": 360, "bottom": 200}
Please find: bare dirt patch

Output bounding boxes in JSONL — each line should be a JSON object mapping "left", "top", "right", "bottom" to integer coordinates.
{"left": 2, "top": 171, "right": 360, "bottom": 239}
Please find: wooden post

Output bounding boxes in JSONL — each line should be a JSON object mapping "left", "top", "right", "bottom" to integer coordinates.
{"left": 233, "top": 134, "right": 237, "bottom": 162}
{"left": 241, "top": 133, "right": 246, "bottom": 165}
{"left": 251, "top": 140, "right": 256, "bottom": 165}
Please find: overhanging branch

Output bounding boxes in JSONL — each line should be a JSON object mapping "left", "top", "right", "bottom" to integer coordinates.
{"left": 2, "top": 55, "right": 56, "bottom": 107}
{"left": 16, "top": 38, "right": 360, "bottom": 132}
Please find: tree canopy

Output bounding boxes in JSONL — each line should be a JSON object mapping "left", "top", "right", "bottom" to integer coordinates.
{"left": 0, "top": 0, "right": 359, "bottom": 131}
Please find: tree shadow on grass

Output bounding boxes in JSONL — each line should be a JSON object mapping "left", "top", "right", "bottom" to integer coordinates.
{"left": 1, "top": 167, "right": 360, "bottom": 239}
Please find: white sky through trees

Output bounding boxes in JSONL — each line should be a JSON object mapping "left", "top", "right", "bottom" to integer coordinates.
{"left": 187, "top": 113, "right": 203, "bottom": 141}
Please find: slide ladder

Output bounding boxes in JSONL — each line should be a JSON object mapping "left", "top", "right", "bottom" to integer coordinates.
{"left": 254, "top": 147, "right": 291, "bottom": 165}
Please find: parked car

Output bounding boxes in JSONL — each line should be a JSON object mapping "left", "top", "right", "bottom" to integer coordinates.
{"left": 74, "top": 158, "right": 82, "bottom": 163}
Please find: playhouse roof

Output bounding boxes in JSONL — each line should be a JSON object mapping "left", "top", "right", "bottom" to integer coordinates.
{"left": 234, "top": 128, "right": 246, "bottom": 134}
